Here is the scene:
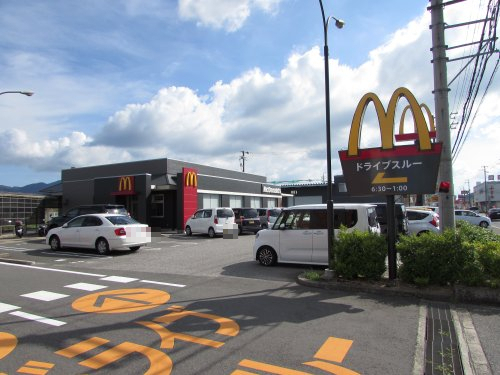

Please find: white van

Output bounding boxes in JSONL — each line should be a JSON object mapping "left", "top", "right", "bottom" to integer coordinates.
{"left": 185, "top": 208, "right": 235, "bottom": 238}
{"left": 253, "top": 203, "right": 380, "bottom": 266}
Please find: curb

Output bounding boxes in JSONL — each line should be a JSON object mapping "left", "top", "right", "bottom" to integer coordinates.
{"left": 296, "top": 276, "right": 500, "bottom": 306}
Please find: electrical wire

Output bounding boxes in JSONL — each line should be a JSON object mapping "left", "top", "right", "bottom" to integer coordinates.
{"left": 451, "top": 0, "right": 499, "bottom": 161}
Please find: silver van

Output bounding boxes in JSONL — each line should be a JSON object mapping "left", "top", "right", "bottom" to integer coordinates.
{"left": 253, "top": 204, "right": 380, "bottom": 266}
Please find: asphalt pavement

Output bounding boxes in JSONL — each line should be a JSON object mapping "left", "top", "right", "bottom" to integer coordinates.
{"left": 0, "top": 230, "right": 498, "bottom": 374}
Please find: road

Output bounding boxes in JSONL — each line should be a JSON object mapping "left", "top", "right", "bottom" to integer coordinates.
{"left": 0, "top": 229, "right": 498, "bottom": 374}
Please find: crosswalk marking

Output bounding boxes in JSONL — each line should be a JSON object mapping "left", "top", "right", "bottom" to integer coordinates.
{"left": 21, "top": 291, "right": 69, "bottom": 301}
{"left": 65, "top": 283, "right": 108, "bottom": 291}
{"left": 0, "top": 302, "right": 20, "bottom": 313}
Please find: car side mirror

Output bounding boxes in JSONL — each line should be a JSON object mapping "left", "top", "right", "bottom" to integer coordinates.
{"left": 62, "top": 223, "right": 68, "bottom": 228}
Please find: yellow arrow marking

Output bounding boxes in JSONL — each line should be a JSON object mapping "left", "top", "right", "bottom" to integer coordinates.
{"left": 72, "top": 289, "right": 171, "bottom": 314}
{"left": 372, "top": 172, "right": 407, "bottom": 184}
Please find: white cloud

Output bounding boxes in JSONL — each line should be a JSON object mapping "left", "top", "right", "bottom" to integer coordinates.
{"left": 1, "top": 0, "right": 497, "bottom": 191}
{"left": 178, "top": 0, "right": 281, "bottom": 32}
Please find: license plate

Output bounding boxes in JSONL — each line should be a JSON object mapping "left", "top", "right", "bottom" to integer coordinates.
{"left": 248, "top": 220, "right": 254, "bottom": 224}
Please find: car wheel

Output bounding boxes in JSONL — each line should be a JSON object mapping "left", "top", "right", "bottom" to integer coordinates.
{"left": 185, "top": 226, "right": 192, "bottom": 236}
{"left": 208, "top": 227, "right": 215, "bottom": 238}
{"left": 479, "top": 221, "right": 489, "bottom": 228}
{"left": 49, "top": 235, "right": 60, "bottom": 251}
{"left": 129, "top": 246, "right": 140, "bottom": 251}
{"left": 96, "top": 238, "right": 110, "bottom": 255}
{"left": 416, "top": 231, "right": 429, "bottom": 236}
{"left": 257, "top": 246, "right": 277, "bottom": 266}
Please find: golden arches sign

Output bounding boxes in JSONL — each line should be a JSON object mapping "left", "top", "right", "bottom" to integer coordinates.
{"left": 185, "top": 171, "right": 197, "bottom": 188}
{"left": 118, "top": 176, "right": 133, "bottom": 192}
{"left": 347, "top": 87, "right": 434, "bottom": 157}
{"left": 339, "top": 87, "right": 442, "bottom": 196}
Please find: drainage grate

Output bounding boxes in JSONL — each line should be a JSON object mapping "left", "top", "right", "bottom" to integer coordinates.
{"left": 425, "top": 303, "right": 463, "bottom": 375}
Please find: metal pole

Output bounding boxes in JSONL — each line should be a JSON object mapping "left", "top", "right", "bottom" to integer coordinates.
{"left": 319, "top": 0, "right": 335, "bottom": 278}
{"left": 430, "top": 0, "right": 455, "bottom": 231}
{"left": 0, "top": 91, "right": 34, "bottom": 96}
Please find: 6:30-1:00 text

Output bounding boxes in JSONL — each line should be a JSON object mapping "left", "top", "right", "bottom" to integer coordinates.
{"left": 371, "top": 185, "right": 408, "bottom": 193}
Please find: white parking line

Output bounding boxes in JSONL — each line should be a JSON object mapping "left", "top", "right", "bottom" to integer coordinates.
{"left": 9, "top": 311, "right": 66, "bottom": 326}
{"left": 140, "top": 280, "right": 186, "bottom": 288}
{"left": 100, "top": 276, "right": 138, "bottom": 283}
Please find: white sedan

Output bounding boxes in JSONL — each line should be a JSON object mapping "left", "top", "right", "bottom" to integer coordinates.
{"left": 46, "top": 214, "right": 151, "bottom": 255}
{"left": 454, "top": 210, "right": 491, "bottom": 228}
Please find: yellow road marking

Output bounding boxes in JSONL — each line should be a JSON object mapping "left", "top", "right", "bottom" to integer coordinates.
{"left": 372, "top": 172, "right": 407, "bottom": 184}
{"left": 313, "top": 336, "right": 353, "bottom": 363}
{"left": 0, "top": 332, "right": 17, "bottom": 360}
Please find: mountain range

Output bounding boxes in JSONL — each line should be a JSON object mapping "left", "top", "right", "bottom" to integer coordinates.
{"left": 0, "top": 181, "right": 60, "bottom": 194}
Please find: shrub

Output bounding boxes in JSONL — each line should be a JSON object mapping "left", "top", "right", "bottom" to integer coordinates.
{"left": 333, "top": 229, "right": 387, "bottom": 280}
{"left": 397, "top": 229, "right": 477, "bottom": 285}
{"left": 475, "top": 241, "right": 500, "bottom": 279}
{"left": 456, "top": 221, "right": 500, "bottom": 243}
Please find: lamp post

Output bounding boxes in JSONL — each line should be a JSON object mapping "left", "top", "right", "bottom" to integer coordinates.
{"left": 0, "top": 91, "right": 34, "bottom": 96}
{"left": 319, "top": 1, "right": 344, "bottom": 279}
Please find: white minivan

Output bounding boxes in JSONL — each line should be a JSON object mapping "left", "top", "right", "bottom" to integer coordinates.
{"left": 185, "top": 208, "right": 235, "bottom": 238}
{"left": 253, "top": 204, "right": 380, "bottom": 266}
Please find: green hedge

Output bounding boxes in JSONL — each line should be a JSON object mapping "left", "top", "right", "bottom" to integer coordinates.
{"left": 330, "top": 222, "right": 500, "bottom": 287}
{"left": 333, "top": 228, "right": 387, "bottom": 280}
{"left": 397, "top": 222, "right": 500, "bottom": 287}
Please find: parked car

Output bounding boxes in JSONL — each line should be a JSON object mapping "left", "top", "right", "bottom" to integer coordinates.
{"left": 46, "top": 204, "right": 128, "bottom": 232}
{"left": 253, "top": 203, "right": 380, "bottom": 266}
{"left": 257, "top": 208, "right": 282, "bottom": 229}
{"left": 411, "top": 205, "right": 440, "bottom": 215}
{"left": 406, "top": 208, "right": 439, "bottom": 235}
{"left": 488, "top": 208, "right": 500, "bottom": 220}
{"left": 454, "top": 209, "right": 491, "bottom": 228}
{"left": 232, "top": 208, "right": 261, "bottom": 234}
{"left": 185, "top": 208, "right": 235, "bottom": 238}
{"left": 46, "top": 214, "right": 150, "bottom": 255}
{"left": 373, "top": 202, "right": 409, "bottom": 236}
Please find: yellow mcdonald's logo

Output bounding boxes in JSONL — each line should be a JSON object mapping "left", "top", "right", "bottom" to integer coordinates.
{"left": 185, "top": 171, "right": 197, "bottom": 188}
{"left": 118, "top": 176, "right": 133, "bottom": 192}
{"left": 348, "top": 87, "right": 433, "bottom": 157}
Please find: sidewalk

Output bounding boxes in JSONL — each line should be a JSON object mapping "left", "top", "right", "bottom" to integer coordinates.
{"left": 297, "top": 275, "right": 500, "bottom": 375}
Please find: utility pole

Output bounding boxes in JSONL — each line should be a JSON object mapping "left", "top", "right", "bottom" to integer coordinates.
{"left": 239, "top": 151, "right": 249, "bottom": 172}
{"left": 430, "top": 0, "right": 455, "bottom": 231}
{"left": 483, "top": 166, "right": 489, "bottom": 210}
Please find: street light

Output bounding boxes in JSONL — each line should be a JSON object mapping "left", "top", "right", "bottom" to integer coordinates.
{"left": 0, "top": 91, "right": 34, "bottom": 96}
{"left": 319, "top": 0, "right": 344, "bottom": 280}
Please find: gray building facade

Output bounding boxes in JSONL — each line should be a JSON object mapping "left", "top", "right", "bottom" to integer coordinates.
{"left": 61, "top": 158, "right": 283, "bottom": 231}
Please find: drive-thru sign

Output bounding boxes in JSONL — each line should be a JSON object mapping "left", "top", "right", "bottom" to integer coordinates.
{"left": 339, "top": 87, "right": 442, "bottom": 196}
{"left": 339, "top": 87, "right": 442, "bottom": 281}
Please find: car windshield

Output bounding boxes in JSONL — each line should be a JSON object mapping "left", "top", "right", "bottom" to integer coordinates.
{"left": 242, "top": 209, "right": 258, "bottom": 218}
{"left": 269, "top": 209, "right": 281, "bottom": 217}
{"left": 217, "top": 209, "right": 234, "bottom": 218}
{"left": 105, "top": 215, "right": 140, "bottom": 225}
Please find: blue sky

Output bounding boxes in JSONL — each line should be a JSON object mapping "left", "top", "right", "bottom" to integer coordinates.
{"left": 0, "top": 0, "right": 498, "bottom": 195}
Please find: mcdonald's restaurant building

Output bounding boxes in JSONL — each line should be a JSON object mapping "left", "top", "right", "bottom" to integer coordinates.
{"left": 60, "top": 158, "right": 284, "bottom": 231}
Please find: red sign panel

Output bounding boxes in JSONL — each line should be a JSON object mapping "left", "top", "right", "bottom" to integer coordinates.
{"left": 182, "top": 168, "right": 198, "bottom": 229}
{"left": 112, "top": 176, "right": 135, "bottom": 196}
